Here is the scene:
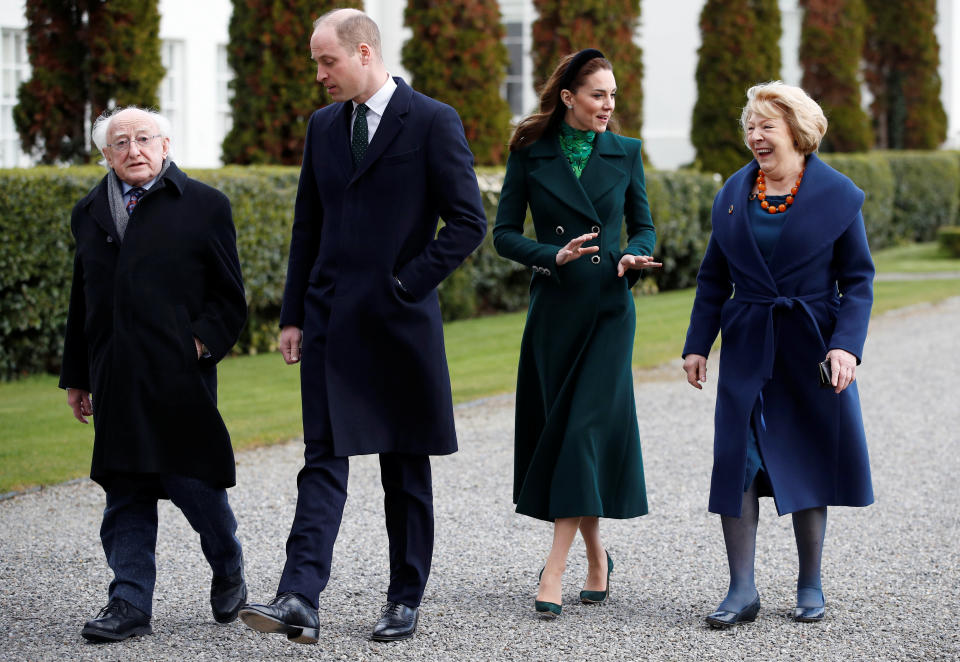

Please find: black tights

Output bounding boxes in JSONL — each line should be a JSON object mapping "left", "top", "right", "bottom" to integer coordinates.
{"left": 717, "top": 480, "right": 827, "bottom": 612}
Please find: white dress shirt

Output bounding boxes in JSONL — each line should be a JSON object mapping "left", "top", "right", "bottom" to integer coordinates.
{"left": 351, "top": 74, "right": 398, "bottom": 144}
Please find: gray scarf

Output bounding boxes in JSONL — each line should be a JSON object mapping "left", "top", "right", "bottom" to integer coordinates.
{"left": 107, "top": 158, "right": 171, "bottom": 241}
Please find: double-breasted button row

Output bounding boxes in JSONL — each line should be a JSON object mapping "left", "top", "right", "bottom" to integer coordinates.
{"left": 533, "top": 265, "right": 552, "bottom": 276}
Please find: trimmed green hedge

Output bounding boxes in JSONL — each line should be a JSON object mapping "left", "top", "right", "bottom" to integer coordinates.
{"left": 2, "top": 150, "right": 958, "bottom": 379}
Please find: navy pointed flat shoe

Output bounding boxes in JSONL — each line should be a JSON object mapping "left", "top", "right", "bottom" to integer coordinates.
{"left": 705, "top": 595, "right": 761, "bottom": 628}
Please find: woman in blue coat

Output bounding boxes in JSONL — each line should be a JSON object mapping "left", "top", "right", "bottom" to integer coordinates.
{"left": 494, "top": 50, "right": 660, "bottom": 618}
{"left": 682, "top": 82, "right": 874, "bottom": 627}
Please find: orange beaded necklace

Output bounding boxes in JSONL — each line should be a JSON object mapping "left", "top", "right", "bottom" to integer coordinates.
{"left": 756, "top": 168, "right": 804, "bottom": 214}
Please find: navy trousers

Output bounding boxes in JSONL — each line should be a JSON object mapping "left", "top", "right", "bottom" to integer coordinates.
{"left": 100, "top": 474, "right": 243, "bottom": 616}
{"left": 277, "top": 437, "right": 434, "bottom": 609}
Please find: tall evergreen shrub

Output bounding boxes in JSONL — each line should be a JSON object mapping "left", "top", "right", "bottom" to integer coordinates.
{"left": 691, "top": 0, "right": 781, "bottom": 177}
{"left": 530, "top": 0, "right": 644, "bottom": 139}
{"left": 14, "top": 0, "right": 162, "bottom": 164}
{"left": 402, "top": 0, "right": 512, "bottom": 165}
{"left": 223, "top": 0, "right": 363, "bottom": 165}
{"left": 799, "top": 0, "right": 872, "bottom": 152}
{"left": 863, "top": 0, "right": 947, "bottom": 149}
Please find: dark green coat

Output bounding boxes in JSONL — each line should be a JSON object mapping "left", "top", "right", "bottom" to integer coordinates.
{"left": 493, "top": 131, "right": 656, "bottom": 522}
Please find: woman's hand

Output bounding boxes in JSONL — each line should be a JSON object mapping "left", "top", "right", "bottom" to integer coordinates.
{"left": 826, "top": 348, "right": 857, "bottom": 394}
{"left": 617, "top": 254, "right": 662, "bottom": 277}
{"left": 683, "top": 354, "right": 707, "bottom": 389}
{"left": 555, "top": 232, "right": 599, "bottom": 265}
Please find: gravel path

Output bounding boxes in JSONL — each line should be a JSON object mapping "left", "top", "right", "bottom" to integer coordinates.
{"left": 2, "top": 298, "right": 958, "bottom": 661}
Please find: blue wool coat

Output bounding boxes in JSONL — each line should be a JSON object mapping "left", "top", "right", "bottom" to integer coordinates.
{"left": 279, "top": 78, "right": 486, "bottom": 456}
{"left": 683, "top": 153, "right": 875, "bottom": 517}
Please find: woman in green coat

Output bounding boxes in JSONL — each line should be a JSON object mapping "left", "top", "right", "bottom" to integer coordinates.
{"left": 493, "top": 50, "right": 659, "bottom": 618}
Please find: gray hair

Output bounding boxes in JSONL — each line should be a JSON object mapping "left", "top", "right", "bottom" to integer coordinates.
{"left": 92, "top": 106, "right": 173, "bottom": 166}
{"left": 314, "top": 8, "right": 382, "bottom": 60}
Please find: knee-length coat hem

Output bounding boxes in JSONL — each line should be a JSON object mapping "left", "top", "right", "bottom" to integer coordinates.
{"left": 683, "top": 154, "right": 874, "bottom": 518}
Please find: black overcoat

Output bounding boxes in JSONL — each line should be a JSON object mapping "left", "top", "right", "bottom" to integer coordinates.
{"left": 59, "top": 163, "right": 247, "bottom": 488}
{"left": 280, "top": 78, "right": 486, "bottom": 456}
{"left": 683, "top": 154, "right": 874, "bottom": 517}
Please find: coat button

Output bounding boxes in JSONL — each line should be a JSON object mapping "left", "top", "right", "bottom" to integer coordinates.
{"left": 106, "top": 236, "right": 114, "bottom": 243}
{"left": 544, "top": 268, "right": 551, "bottom": 276}
{"left": 591, "top": 225, "right": 600, "bottom": 233}
{"left": 555, "top": 226, "right": 564, "bottom": 235}
{"left": 591, "top": 255, "right": 601, "bottom": 264}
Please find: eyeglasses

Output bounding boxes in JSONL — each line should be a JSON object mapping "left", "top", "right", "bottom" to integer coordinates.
{"left": 106, "top": 135, "right": 162, "bottom": 152}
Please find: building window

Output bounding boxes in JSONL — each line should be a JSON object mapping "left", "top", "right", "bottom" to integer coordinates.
{"left": 160, "top": 40, "right": 186, "bottom": 156}
{"left": 503, "top": 21, "right": 524, "bottom": 117}
{"left": 216, "top": 44, "right": 233, "bottom": 143}
{"left": 1, "top": 29, "right": 30, "bottom": 167}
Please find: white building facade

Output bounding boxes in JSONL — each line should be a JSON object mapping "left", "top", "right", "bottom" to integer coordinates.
{"left": 0, "top": 0, "right": 957, "bottom": 169}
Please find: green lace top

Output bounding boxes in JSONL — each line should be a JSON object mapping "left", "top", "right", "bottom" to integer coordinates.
{"left": 558, "top": 122, "right": 596, "bottom": 178}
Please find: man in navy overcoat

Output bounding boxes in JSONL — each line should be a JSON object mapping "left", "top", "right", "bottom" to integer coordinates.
{"left": 239, "top": 9, "right": 486, "bottom": 644}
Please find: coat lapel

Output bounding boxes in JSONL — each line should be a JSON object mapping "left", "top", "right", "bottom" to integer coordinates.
{"left": 714, "top": 154, "right": 866, "bottom": 285}
{"left": 714, "top": 160, "right": 775, "bottom": 287}
{"left": 350, "top": 77, "right": 411, "bottom": 184}
{"left": 85, "top": 179, "right": 121, "bottom": 244}
{"left": 529, "top": 137, "right": 600, "bottom": 224}
{"left": 578, "top": 132, "right": 626, "bottom": 211}
{"left": 324, "top": 101, "right": 355, "bottom": 181}
{"left": 767, "top": 153, "right": 865, "bottom": 278}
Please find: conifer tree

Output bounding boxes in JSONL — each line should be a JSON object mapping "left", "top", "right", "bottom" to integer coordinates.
{"left": 14, "top": 0, "right": 162, "bottom": 164}
{"left": 402, "top": 0, "right": 512, "bottom": 165}
{"left": 223, "top": 0, "right": 363, "bottom": 165}
{"left": 863, "top": 0, "right": 947, "bottom": 149}
{"left": 691, "top": 0, "right": 781, "bottom": 177}
{"left": 799, "top": 0, "right": 872, "bottom": 152}
{"left": 530, "top": 0, "right": 644, "bottom": 139}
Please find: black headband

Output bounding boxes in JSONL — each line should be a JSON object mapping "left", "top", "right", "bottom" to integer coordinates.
{"left": 558, "top": 48, "right": 605, "bottom": 93}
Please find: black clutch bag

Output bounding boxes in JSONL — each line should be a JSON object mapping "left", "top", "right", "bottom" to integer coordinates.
{"left": 818, "top": 359, "right": 832, "bottom": 388}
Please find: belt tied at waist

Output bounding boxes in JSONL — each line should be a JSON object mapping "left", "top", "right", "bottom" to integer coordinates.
{"left": 733, "top": 287, "right": 836, "bottom": 381}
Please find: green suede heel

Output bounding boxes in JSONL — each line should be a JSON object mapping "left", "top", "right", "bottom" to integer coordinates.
{"left": 535, "top": 567, "right": 562, "bottom": 618}
{"left": 580, "top": 551, "right": 613, "bottom": 604}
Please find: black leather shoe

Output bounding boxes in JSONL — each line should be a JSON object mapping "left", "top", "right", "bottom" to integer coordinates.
{"left": 211, "top": 557, "right": 247, "bottom": 623}
{"left": 705, "top": 595, "right": 761, "bottom": 628}
{"left": 239, "top": 592, "right": 319, "bottom": 644}
{"left": 371, "top": 602, "right": 418, "bottom": 642}
{"left": 81, "top": 597, "right": 152, "bottom": 643}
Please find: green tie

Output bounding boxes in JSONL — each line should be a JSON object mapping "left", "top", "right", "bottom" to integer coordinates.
{"left": 352, "top": 103, "right": 369, "bottom": 166}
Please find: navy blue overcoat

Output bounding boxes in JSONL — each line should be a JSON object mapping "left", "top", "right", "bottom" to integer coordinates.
{"left": 683, "top": 154, "right": 875, "bottom": 517}
{"left": 280, "top": 78, "right": 486, "bottom": 456}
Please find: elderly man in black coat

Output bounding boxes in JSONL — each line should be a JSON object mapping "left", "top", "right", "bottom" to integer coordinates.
{"left": 239, "top": 9, "right": 486, "bottom": 644}
{"left": 59, "top": 107, "right": 249, "bottom": 643}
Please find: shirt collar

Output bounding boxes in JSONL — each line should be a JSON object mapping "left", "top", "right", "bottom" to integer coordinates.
{"left": 353, "top": 74, "right": 397, "bottom": 117}
{"left": 120, "top": 174, "right": 160, "bottom": 195}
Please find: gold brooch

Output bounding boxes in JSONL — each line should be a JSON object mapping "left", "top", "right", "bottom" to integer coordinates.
{"left": 728, "top": 204, "right": 734, "bottom": 214}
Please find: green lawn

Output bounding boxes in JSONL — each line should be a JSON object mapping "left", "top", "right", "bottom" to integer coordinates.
{"left": 2, "top": 247, "right": 959, "bottom": 493}
{"left": 872, "top": 241, "right": 960, "bottom": 273}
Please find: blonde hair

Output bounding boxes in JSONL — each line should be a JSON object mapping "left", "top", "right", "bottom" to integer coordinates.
{"left": 741, "top": 81, "right": 827, "bottom": 155}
